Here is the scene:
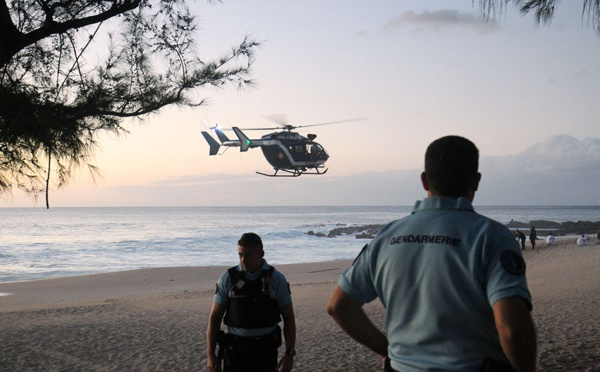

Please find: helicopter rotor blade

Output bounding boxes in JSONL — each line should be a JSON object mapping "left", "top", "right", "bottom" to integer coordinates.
{"left": 291, "top": 117, "right": 366, "bottom": 129}
{"left": 209, "top": 117, "right": 366, "bottom": 131}
{"left": 263, "top": 113, "right": 288, "bottom": 126}
{"left": 235, "top": 127, "right": 282, "bottom": 131}
{"left": 250, "top": 117, "right": 365, "bottom": 131}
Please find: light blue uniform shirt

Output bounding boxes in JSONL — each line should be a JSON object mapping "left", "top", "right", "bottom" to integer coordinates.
{"left": 339, "top": 197, "right": 532, "bottom": 372}
{"left": 214, "top": 259, "right": 292, "bottom": 337}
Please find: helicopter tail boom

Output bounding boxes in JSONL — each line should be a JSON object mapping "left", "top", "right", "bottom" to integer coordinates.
{"left": 201, "top": 131, "right": 220, "bottom": 155}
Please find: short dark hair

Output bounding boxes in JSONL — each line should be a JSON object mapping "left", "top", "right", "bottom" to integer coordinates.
{"left": 238, "top": 232, "right": 263, "bottom": 250}
{"left": 424, "top": 135, "right": 479, "bottom": 198}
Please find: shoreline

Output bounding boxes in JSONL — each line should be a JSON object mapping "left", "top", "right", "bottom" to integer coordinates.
{"left": 2, "top": 233, "right": 596, "bottom": 287}
{"left": 1, "top": 242, "right": 599, "bottom": 371}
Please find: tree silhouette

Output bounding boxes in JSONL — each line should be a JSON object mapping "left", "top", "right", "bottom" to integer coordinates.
{"left": 0, "top": 0, "right": 259, "bottom": 207}
{"left": 479, "top": 0, "right": 600, "bottom": 35}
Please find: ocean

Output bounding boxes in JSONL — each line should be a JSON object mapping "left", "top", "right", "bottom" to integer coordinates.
{"left": 1, "top": 205, "right": 599, "bottom": 283}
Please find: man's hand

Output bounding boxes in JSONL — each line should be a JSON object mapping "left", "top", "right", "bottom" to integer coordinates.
{"left": 207, "top": 302, "right": 227, "bottom": 372}
{"left": 207, "top": 352, "right": 222, "bottom": 372}
{"left": 278, "top": 353, "right": 294, "bottom": 372}
{"left": 279, "top": 303, "right": 296, "bottom": 372}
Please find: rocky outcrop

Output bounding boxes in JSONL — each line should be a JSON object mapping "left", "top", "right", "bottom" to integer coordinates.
{"left": 308, "top": 220, "right": 600, "bottom": 239}
{"left": 307, "top": 224, "right": 385, "bottom": 239}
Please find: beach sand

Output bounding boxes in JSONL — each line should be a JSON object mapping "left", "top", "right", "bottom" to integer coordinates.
{"left": 1, "top": 238, "right": 599, "bottom": 371}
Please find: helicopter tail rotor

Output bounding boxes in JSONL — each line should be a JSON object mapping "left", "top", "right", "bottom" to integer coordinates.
{"left": 213, "top": 124, "right": 231, "bottom": 143}
{"left": 203, "top": 120, "right": 231, "bottom": 143}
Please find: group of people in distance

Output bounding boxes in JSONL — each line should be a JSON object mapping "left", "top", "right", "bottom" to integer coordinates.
{"left": 516, "top": 229, "right": 599, "bottom": 249}
{"left": 513, "top": 227, "right": 538, "bottom": 251}
{"left": 207, "top": 136, "right": 537, "bottom": 372}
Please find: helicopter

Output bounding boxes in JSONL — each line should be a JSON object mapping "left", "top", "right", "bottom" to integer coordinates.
{"left": 201, "top": 119, "right": 359, "bottom": 177}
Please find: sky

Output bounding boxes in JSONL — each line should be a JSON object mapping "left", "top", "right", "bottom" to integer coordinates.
{"left": 3, "top": 0, "right": 600, "bottom": 207}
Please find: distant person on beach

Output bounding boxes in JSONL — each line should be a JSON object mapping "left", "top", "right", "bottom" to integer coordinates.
{"left": 546, "top": 233, "right": 555, "bottom": 245}
{"left": 577, "top": 235, "right": 589, "bottom": 246}
{"left": 207, "top": 233, "right": 296, "bottom": 372}
{"left": 515, "top": 229, "right": 527, "bottom": 250}
{"left": 327, "top": 136, "right": 537, "bottom": 372}
{"left": 529, "top": 226, "right": 537, "bottom": 250}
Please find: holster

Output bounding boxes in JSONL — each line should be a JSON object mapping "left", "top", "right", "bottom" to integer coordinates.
{"left": 216, "top": 330, "right": 227, "bottom": 360}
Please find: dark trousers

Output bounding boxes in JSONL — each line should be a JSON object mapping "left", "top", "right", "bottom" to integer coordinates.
{"left": 480, "top": 358, "right": 517, "bottom": 372}
{"left": 223, "top": 344, "right": 277, "bottom": 372}
{"left": 219, "top": 329, "right": 281, "bottom": 372}
{"left": 384, "top": 358, "right": 398, "bottom": 372}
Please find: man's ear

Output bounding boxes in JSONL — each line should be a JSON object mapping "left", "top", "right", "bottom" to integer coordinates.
{"left": 473, "top": 172, "right": 481, "bottom": 191}
{"left": 421, "top": 172, "right": 430, "bottom": 191}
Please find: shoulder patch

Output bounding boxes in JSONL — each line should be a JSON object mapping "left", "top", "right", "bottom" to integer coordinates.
{"left": 500, "top": 250, "right": 526, "bottom": 275}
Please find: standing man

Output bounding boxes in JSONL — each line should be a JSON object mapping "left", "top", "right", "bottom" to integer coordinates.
{"left": 515, "top": 229, "right": 527, "bottom": 251}
{"left": 207, "top": 233, "right": 296, "bottom": 372}
{"left": 529, "top": 226, "right": 537, "bottom": 250}
{"left": 327, "top": 136, "right": 537, "bottom": 372}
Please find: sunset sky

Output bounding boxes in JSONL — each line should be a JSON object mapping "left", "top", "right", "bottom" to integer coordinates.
{"left": 3, "top": 0, "right": 600, "bottom": 207}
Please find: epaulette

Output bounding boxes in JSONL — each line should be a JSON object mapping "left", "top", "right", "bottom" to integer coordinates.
{"left": 261, "top": 265, "right": 275, "bottom": 279}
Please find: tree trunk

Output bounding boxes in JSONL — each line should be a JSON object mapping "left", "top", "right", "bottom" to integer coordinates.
{"left": 45, "top": 153, "right": 51, "bottom": 209}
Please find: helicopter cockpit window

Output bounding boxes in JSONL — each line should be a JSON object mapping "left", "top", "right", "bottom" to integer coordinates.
{"left": 294, "top": 145, "right": 304, "bottom": 153}
{"left": 310, "top": 144, "right": 324, "bottom": 154}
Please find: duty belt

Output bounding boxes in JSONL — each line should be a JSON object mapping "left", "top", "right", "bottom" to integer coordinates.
{"left": 217, "top": 325, "right": 282, "bottom": 355}
{"left": 223, "top": 331, "right": 279, "bottom": 344}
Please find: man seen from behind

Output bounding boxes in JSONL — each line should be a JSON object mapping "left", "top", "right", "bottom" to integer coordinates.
{"left": 327, "top": 135, "right": 537, "bottom": 372}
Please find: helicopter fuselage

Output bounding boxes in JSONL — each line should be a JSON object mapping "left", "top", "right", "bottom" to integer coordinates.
{"left": 259, "top": 131, "right": 329, "bottom": 169}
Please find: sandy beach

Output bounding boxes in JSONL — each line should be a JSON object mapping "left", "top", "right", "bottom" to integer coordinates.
{"left": 1, "top": 238, "right": 599, "bottom": 371}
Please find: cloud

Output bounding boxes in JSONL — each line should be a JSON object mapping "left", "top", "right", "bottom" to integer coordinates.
{"left": 479, "top": 136, "right": 600, "bottom": 204}
{"left": 355, "top": 30, "right": 369, "bottom": 38}
{"left": 149, "top": 173, "right": 249, "bottom": 185}
{"left": 483, "top": 135, "right": 600, "bottom": 173}
{"left": 383, "top": 9, "right": 495, "bottom": 34}
{"left": 108, "top": 170, "right": 423, "bottom": 207}
{"left": 548, "top": 62, "right": 600, "bottom": 84}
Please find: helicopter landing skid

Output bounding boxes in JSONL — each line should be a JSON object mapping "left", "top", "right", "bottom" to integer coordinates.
{"left": 256, "top": 167, "right": 328, "bottom": 177}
